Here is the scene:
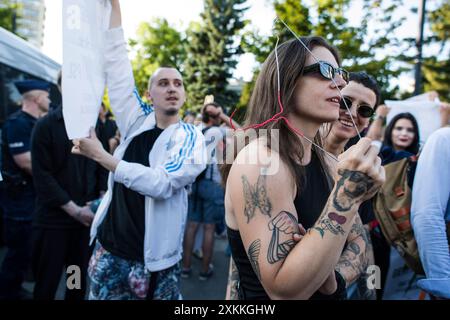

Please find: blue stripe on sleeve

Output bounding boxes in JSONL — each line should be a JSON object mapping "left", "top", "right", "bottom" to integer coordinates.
{"left": 133, "top": 88, "right": 153, "bottom": 115}
{"left": 165, "top": 125, "right": 193, "bottom": 173}
{"left": 165, "top": 124, "right": 196, "bottom": 173}
{"left": 165, "top": 124, "right": 190, "bottom": 169}
{"left": 166, "top": 124, "right": 196, "bottom": 172}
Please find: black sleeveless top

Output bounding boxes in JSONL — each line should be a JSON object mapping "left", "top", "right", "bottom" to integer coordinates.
{"left": 227, "top": 152, "right": 337, "bottom": 300}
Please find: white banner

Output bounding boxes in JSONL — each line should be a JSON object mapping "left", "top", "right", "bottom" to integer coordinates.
{"left": 385, "top": 94, "right": 441, "bottom": 145}
{"left": 62, "top": 0, "right": 111, "bottom": 139}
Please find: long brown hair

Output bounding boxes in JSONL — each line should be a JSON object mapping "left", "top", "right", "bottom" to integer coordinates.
{"left": 221, "top": 37, "right": 341, "bottom": 192}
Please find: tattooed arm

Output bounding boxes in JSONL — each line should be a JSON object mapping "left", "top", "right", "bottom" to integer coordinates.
{"left": 227, "top": 138, "right": 384, "bottom": 299}
{"left": 335, "top": 214, "right": 369, "bottom": 287}
{"left": 225, "top": 258, "right": 240, "bottom": 300}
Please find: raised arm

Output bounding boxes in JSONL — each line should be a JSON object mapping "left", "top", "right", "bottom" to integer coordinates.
{"left": 440, "top": 102, "right": 449, "bottom": 128}
{"left": 366, "top": 104, "right": 390, "bottom": 141}
{"left": 104, "top": 0, "right": 145, "bottom": 137}
{"left": 228, "top": 138, "right": 384, "bottom": 299}
{"left": 109, "top": 0, "right": 121, "bottom": 28}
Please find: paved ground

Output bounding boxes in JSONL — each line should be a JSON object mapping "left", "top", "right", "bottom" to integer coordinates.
{"left": 180, "top": 237, "right": 230, "bottom": 300}
{"left": 0, "top": 237, "right": 230, "bottom": 300}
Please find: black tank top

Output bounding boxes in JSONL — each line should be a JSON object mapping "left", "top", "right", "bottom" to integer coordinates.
{"left": 227, "top": 151, "right": 333, "bottom": 300}
{"left": 294, "top": 151, "right": 332, "bottom": 229}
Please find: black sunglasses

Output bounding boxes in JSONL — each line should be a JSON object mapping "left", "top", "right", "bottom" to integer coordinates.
{"left": 340, "top": 96, "right": 375, "bottom": 118}
{"left": 303, "top": 61, "right": 349, "bottom": 83}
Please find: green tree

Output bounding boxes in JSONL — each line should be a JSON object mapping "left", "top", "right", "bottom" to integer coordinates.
{"left": 239, "top": 0, "right": 408, "bottom": 108}
{"left": 129, "top": 18, "right": 186, "bottom": 97}
{"left": 0, "top": 0, "right": 23, "bottom": 37}
{"left": 183, "top": 22, "right": 211, "bottom": 110}
{"left": 428, "top": 0, "right": 450, "bottom": 52}
{"left": 242, "top": 0, "right": 311, "bottom": 64}
{"left": 422, "top": 0, "right": 450, "bottom": 100}
{"left": 238, "top": 0, "right": 312, "bottom": 110}
{"left": 423, "top": 58, "right": 450, "bottom": 101}
{"left": 354, "top": 0, "right": 408, "bottom": 101}
{"left": 184, "top": 0, "right": 248, "bottom": 111}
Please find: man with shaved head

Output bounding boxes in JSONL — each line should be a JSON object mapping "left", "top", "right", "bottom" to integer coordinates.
{"left": 0, "top": 80, "right": 50, "bottom": 299}
{"left": 72, "top": 0, "right": 206, "bottom": 300}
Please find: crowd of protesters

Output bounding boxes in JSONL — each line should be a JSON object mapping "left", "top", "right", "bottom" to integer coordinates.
{"left": 0, "top": 0, "right": 449, "bottom": 301}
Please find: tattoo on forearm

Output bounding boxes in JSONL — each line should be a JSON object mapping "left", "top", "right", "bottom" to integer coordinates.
{"left": 336, "top": 217, "right": 367, "bottom": 285}
{"left": 332, "top": 169, "right": 374, "bottom": 211}
{"left": 242, "top": 175, "right": 272, "bottom": 223}
{"left": 336, "top": 222, "right": 376, "bottom": 293}
{"left": 313, "top": 212, "right": 347, "bottom": 238}
{"left": 228, "top": 259, "right": 240, "bottom": 300}
{"left": 347, "top": 241, "right": 361, "bottom": 255}
{"left": 267, "top": 211, "right": 298, "bottom": 264}
{"left": 336, "top": 252, "right": 360, "bottom": 285}
{"left": 248, "top": 239, "right": 262, "bottom": 280}
{"left": 350, "top": 219, "right": 363, "bottom": 237}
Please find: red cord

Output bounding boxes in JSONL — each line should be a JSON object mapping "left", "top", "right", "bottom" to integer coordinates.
{"left": 229, "top": 91, "right": 305, "bottom": 137}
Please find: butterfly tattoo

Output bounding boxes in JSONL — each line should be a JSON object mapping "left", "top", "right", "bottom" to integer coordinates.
{"left": 241, "top": 175, "right": 272, "bottom": 223}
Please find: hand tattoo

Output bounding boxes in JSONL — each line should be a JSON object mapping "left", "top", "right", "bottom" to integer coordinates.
{"left": 267, "top": 211, "right": 298, "bottom": 264}
{"left": 242, "top": 175, "right": 272, "bottom": 223}
{"left": 333, "top": 169, "right": 374, "bottom": 212}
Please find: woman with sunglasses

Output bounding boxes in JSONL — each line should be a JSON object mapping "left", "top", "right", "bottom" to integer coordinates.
{"left": 221, "top": 38, "right": 385, "bottom": 300}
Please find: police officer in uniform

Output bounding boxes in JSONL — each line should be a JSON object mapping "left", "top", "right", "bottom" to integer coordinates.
{"left": 0, "top": 80, "right": 51, "bottom": 299}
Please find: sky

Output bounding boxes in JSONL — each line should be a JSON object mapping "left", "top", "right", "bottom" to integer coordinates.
{"left": 43, "top": 0, "right": 274, "bottom": 81}
{"left": 42, "top": 0, "right": 421, "bottom": 88}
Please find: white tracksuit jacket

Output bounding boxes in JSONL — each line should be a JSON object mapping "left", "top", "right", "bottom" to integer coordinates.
{"left": 90, "top": 27, "right": 207, "bottom": 272}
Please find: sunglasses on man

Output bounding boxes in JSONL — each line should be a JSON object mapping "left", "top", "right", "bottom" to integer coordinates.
{"left": 339, "top": 96, "right": 375, "bottom": 118}
{"left": 303, "top": 61, "right": 349, "bottom": 83}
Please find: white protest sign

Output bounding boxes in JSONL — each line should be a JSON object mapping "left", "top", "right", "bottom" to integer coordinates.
{"left": 385, "top": 94, "right": 440, "bottom": 145}
{"left": 62, "top": 0, "right": 111, "bottom": 139}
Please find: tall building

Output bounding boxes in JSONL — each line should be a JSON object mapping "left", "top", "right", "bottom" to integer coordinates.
{"left": 15, "top": 0, "right": 46, "bottom": 49}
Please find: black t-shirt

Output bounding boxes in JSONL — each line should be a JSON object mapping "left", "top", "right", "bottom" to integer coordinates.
{"left": 96, "top": 118, "right": 118, "bottom": 153}
{"left": 96, "top": 118, "right": 118, "bottom": 191}
{"left": 31, "top": 106, "right": 106, "bottom": 228}
{"left": 98, "top": 127, "right": 164, "bottom": 262}
{"left": 1, "top": 110, "right": 37, "bottom": 191}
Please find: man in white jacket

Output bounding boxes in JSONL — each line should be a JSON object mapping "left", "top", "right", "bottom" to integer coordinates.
{"left": 72, "top": 0, "right": 206, "bottom": 300}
